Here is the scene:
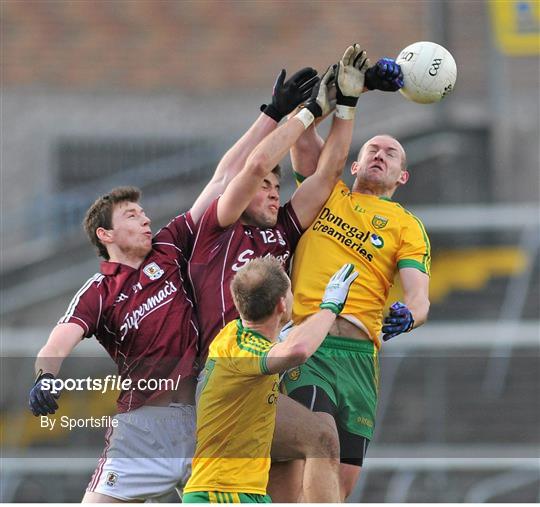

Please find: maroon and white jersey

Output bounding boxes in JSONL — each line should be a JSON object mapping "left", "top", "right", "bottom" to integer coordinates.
{"left": 58, "top": 214, "right": 198, "bottom": 413}
{"left": 188, "top": 197, "right": 303, "bottom": 359}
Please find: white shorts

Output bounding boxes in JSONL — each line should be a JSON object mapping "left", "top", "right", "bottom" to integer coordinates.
{"left": 86, "top": 403, "right": 196, "bottom": 501}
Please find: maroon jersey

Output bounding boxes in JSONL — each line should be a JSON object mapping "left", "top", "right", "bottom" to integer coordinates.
{"left": 188, "top": 197, "right": 303, "bottom": 359}
{"left": 58, "top": 213, "right": 198, "bottom": 413}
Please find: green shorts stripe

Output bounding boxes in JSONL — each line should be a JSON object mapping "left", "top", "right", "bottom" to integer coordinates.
{"left": 282, "top": 335, "right": 379, "bottom": 440}
{"left": 183, "top": 491, "right": 272, "bottom": 503}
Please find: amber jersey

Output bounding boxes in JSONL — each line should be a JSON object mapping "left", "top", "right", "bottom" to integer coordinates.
{"left": 184, "top": 319, "right": 278, "bottom": 495}
{"left": 58, "top": 213, "right": 199, "bottom": 412}
{"left": 188, "top": 197, "right": 303, "bottom": 359}
{"left": 292, "top": 180, "right": 430, "bottom": 348}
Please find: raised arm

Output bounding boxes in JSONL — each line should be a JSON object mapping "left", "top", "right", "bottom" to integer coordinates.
{"left": 189, "top": 67, "right": 318, "bottom": 225}
{"left": 265, "top": 264, "right": 358, "bottom": 374}
{"left": 29, "top": 323, "right": 84, "bottom": 416}
{"left": 382, "top": 268, "right": 430, "bottom": 341}
{"left": 290, "top": 122, "right": 326, "bottom": 181}
{"left": 290, "top": 57, "right": 404, "bottom": 183}
{"left": 290, "top": 44, "right": 370, "bottom": 229}
{"left": 190, "top": 113, "right": 277, "bottom": 225}
{"left": 216, "top": 108, "right": 317, "bottom": 228}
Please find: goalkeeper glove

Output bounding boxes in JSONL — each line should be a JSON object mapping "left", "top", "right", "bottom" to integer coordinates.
{"left": 29, "top": 371, "right": 60, "bottom": 416}
{"left": 365, "top": 57, "right": 404, "bottom": 92}
{"left": 303, "top": 65, "right": 336, "bottom": 118}
{"left": 382, "top": 301, "right": 414, "bottom": 341}
{"left": 335, "top": 44, "right": 370, "bottom": 107}
{"left": 320, "top": 263, "right": 359, "bottom": 315}
{"left": 261, "top": 67, "right": 318, "bottom": 122}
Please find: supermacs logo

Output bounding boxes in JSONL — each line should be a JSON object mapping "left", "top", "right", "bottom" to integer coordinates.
{"left": 119, "top": 280, "right": 178, "bottom": 340}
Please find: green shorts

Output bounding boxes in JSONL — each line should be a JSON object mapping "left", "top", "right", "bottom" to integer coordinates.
{"left": 183, "top": 491, "right": 271, "bottom": 503}
{"left": 282, "top": 335, "right": 379, "bottom": 440}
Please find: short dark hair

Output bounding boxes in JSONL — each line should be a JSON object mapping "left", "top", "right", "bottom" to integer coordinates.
{"left": 230, "top": 256, "right": 289, "bottom": 321}
{"left": 271, "top": 165, "right": 282, "bottom": 179}
{"left": 83, "top": 186, "right": 141, "bottom": 260}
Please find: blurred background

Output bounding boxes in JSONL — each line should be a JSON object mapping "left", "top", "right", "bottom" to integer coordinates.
{"left": 1, "top": 0, "right": 539, "bottom": 502}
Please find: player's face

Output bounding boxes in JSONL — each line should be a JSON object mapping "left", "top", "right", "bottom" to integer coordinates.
{"left": 351, "top": 135, "right": 409, "bottom": 195}
{"left": 109, "top": 201, "right": 153, "bottom": 259}
{"left": 243, "top": 173, "right": 281, "bottom": 228}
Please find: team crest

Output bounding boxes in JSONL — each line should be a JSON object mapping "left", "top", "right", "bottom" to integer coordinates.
{"left": 106, "top": 472, "right": 118, "bottom": 487}
{"left": 143, "top": 262, "right": 164, "bottom": 280}
{"left": 370, "top": 234, "right": 384, "bottom": 249}
{"left": 287, "top": 367, "right": 301, "bottom": 382}
{"left": 372, "top": 215, "right": 388, "bottom": 229}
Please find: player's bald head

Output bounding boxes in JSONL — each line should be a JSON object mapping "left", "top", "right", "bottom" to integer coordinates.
{"left": 231, "top": 257, "right": 289, "bottom": 322}
{"left": 358, "top": 135, "right": 407, "bottom": 170}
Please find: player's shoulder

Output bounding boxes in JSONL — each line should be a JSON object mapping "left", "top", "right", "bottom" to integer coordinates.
{"left": 210, "top": 320, "right": 273, "bottom": 359}
{"left": 333, "top": 179, "right": 350, "bottom": 197}
{"left": 76, "top": 272, "right": 106, "bottom": 295}
{"left": 154, "top": 212, "right": 195, "bottom": 241}
{"left": 390, "top": 203, "right": 429, "bottom": 240}
{"left": 390, "top": 201, "right": 426, "bottom": 225}
{"left": 208, "top": 319, "right": 239, "bottom": 357}
{"left": 235, "top": 323, "right": 273, "bottom": 357}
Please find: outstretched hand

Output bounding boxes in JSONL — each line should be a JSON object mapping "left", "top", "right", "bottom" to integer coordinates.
{"left": 335, "top": 43, "right": 371, "bottom": 106}
{"left": 365, "top": 58, "right": 404, "bottom": 92}
{"left": 261, "top": 67, "right": 319, "bottom": 122}
{"left": 320, "top": 263, "right": 359, "bottom": 315}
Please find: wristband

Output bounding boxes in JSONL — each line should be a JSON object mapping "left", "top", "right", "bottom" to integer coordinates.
{"left": 294, "top": 108, "right": 315, "bottom": 130}
{"left": 260, "top": 103, "right": 282, "bottom": 123}
{"left": 336, "top": 95, "right": 359, "bottom": 108}
{"left": 335, "top": 105, "right": 356, "bottom": 120}
{"left": 320, "top": 302, "right": 342, "bottom": 315}
{"left": 34, "top": 370, "right": 54, "bottom": 385}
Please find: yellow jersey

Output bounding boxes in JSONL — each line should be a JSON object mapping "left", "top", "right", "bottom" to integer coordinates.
{"left": 292, "top": 180, "right": 430, "bottom": 348}
{"left": 184, "top": 319, "right": 279, "bottom": 495}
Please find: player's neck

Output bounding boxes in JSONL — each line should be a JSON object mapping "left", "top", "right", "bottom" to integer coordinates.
{"left": 352, "top": 183, "right": 394, "bottom": 199}
{"left": 107, "top": 251, "right": 146, "bottom": 270}
{"left": 240, "top": 318, "right": 280, "bottom": 343}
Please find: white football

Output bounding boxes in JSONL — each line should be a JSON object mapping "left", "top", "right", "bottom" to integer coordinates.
{"left": 396, "top": 41, "right": 457, "bottom": 104}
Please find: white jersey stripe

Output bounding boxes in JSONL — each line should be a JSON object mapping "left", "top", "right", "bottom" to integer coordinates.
{"left": 59, "top": 273, "right": 103, "bottom": 324}
{"left": 286, "top": 206, "right": 302, "bottom": 235}
{"left": 220, "top": 230, "right": 236, "bottom": 331}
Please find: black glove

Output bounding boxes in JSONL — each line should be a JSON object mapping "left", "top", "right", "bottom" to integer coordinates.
{"left": 261, "top": 67, "right": 318, "bottom": 122}
{"left": 365, "top": 57, "right": 404, "bottom": 92}
{"left": 29, "top": 372, "right": 60, "bottom": 416}
{"left": 302, "top": 66, "right": 335, "bottom": 119}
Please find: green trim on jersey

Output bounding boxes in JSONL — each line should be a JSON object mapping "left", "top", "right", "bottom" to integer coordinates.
{"left": 409, "top": 213, "right": 431, "bottom": 274}
{"left": 293, "top": 170, "right": 306, "bottom": 183}
{"left": 398, "top": 258, "right": 428, "bottom": 273}
{"left": 234, "top": 319, "right": 273, "bottom": 374}
{"left": 236, "top": 320, "right": 270, "bottom": 357}
{"left": 238, "top": 320, "right": 271, "bottom": 343}
{"left": 396, "top": 204, "right": 431, "bottom": 275}
{"left": 260, "top": 354, "right": 271, "bottom": 375}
